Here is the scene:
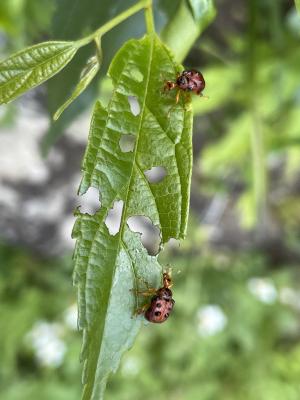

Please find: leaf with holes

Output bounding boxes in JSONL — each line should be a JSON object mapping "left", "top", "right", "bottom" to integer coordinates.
{"left": 0, "top": 41, "right": 79, "bottom": 104}
{"left": 73, "top": 34, "right": 193, "bottom": 400}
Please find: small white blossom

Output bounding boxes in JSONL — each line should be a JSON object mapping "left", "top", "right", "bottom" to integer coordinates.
{"left": 247, "top": 277, "right": 277, "bottom": 304}
{"left": 121, "top": 356, "right": 140, "bottom": 376}
{"left": 26, "top": 321, "right": 66, "bottom": 368}
{"left": 197, "top": 305, "right": 227, "bottom": 337}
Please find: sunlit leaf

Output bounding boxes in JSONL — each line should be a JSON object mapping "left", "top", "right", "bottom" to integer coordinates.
{"left": 0, "top": 41, "right": 79, "bottom": 104}
{"left": 54, "top": 55, "right": 100, "bottom": 120}
{"left": 295, "top": 0, "right": 300, "bottom": 14}
{"left": 73, "top": 34, "right": 193, "bottom": 399}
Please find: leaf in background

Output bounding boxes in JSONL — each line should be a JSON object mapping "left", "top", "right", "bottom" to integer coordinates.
{"left": 188, "top": 0, "right": 215, "bottom": 22}
{"left": 295, "top": 0, "right": 300, "bottom": 14}
{"left": 73, "top": 34, "right": 193, "bottom": 399}
{"left": 161, "top": 0, "right": 216, "bottom": 62}
{"left": 0, "top": 41, "right": 79, "bottom": 105}
{"left": 200, "top": 113, "right": 252, "bottom": 176}
{"left": 158, "top": 0, "right": 182, "bottom": 21}
{"left": 53, "top": 55, "right": 100, "bottom": 120}
{"left": 192, "top": 64, "right": 241, "bottom": 115}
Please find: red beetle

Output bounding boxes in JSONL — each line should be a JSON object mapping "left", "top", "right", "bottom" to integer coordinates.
{"left": 164, "top": 69, "right": 206, "bottom": 103}
{"left": 134, "top": 270, "right": 175, "bottom": 324}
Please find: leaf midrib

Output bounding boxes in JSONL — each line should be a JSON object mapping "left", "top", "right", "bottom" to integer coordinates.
{"left": 86, "top": 35, "right": 155, "bottom": 400}
{"left": 0, "top": 44, "right": 77, "bottom": 93}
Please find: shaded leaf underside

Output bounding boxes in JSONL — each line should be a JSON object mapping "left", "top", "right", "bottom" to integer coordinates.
{"left": 73, "top": 34, "right": 193, "bottom": 400}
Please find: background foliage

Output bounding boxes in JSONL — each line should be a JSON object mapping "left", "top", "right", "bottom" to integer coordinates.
{"left": 1, "top": 0, "right": 300, "bottom": 399}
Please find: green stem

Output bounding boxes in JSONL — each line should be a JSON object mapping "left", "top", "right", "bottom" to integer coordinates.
{"left": 94, "top": 38, "right": 103, "bottom": 64}
{"left": 144, "top": 0, "right": 155, "bottom": 35}
{"left": 76, "top": 0, "right": 149, "bottom": 47}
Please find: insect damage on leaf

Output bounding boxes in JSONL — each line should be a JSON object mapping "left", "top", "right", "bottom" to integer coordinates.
{"left": 73, "top": 34, "right": 193, "bottom": 400}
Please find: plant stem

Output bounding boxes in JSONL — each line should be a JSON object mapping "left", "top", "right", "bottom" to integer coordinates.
{"left": 144, "top": 0, "right": 155, "bottom": 35}
{"left": 94, "top": 38, "right": 103, "bottom": 64}
{"left": 77, "top": 0, "right": 149, "bottom": 47}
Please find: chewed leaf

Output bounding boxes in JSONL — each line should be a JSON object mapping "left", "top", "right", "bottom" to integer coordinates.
{"left": 73, "top": 34, "right": 193, "bottom": 400}
{"left": 0, "top": 41, "right": 79, "bottom": 104}
{"left": 79, "top": 35, "right": 193, "bottom": 242}
{"left": 73, "top": 215, "right": 161, "bottom": 400}
{"left": 54, "top": 55, "right": 100, "bottom": 120}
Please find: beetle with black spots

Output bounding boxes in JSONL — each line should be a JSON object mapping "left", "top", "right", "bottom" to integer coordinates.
{"left": 133, "top": 270, "right": 175, "bottom": 324}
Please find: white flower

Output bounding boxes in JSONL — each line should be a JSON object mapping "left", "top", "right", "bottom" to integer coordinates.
{"left": 197, "top": 305, "right": 227, "bottom": 337}
{"left": 247, "top": 277, "right": 277, "bottom": 304}
{"left": 121, "top": 356, "right": 140, "bottom": 376}
{"left": 26, "top": 321, "right": 66, "bottom": 368}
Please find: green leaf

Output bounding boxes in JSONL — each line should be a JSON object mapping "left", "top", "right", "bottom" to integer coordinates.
{"left": 192, "top": 64, "right": 242, "bottom": 115}
{"left": 295, "top": 0, "right": 300, "bottom": 14}
{"left": 200, "top": 113, "right": 252, "bottom": 176}
{"left": 73, "top": 34, "right": 193, "bottom": 399}
{"left": 73, "top": 218, "right": 161, "bottom": 400}
{"left": 45, "top": 0, "right": 146, "bottom": 148}
{"left": 0, "top": 41, "right": 79, "bottom": 104}
{"left": 161, "top": 0, "right": 216, "bottom": 62}
{"left": 187, "top": 0, "right": 215, "bottom": 22}
{"left": 53, "top": 55, "right": 100, "bottom": 120}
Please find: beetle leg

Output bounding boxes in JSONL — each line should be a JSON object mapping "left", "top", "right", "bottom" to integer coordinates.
{"left": 136, "top": 276, "right": 152, "bottom": 289}
{"left": 131, "top": 288, "right": 157, "bottom": 297}
{"left": 175, "top": 90, "right": 181, "bottom": 104}
{"left": 201, "top": 94, "right": 209, "bottom": 99}
{"left": 163, "top": 81, "right": 169, "bottom": 92}
{"left": 163, "top": 81, "right": 177, "bottom": 93}
{"left": 133, "top": 303, "right": 149, "bottom": 316}
{"left": 182, "top": 92, "right": 191, "bottom": 103}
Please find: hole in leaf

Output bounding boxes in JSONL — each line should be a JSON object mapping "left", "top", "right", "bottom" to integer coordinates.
{"left": 144, "top": 166, "right": 167, "bottom": 183}
{"left": 104, "top": 200, "right": 124, "bottom": 235}
{"left": 128, "top": 96, "right": 140, "bottom": 116}
{"left": 79, "top": 187, "right": 100, "bottom": 214}
{"left": 127, "top": 215, "right": 161, "bottom": 256}
{"left": 119, "top": 135, "right": 135, "bottom": 152}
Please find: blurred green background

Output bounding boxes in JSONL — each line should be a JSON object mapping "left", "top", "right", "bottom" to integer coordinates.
{"left": 1, "top": 0, "right": 300, "bottom": 399}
